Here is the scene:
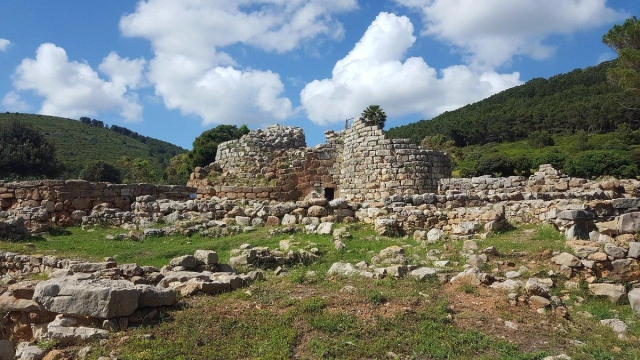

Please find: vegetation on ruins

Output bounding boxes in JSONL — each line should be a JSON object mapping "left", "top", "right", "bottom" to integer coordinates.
{"left": 0, "top": 119, "right": 64, "bottom": 180}
{"left": 361, "top": 104, "right": 387, "bottom": 129}
{"left": 78, "top": 160, "right": 122, "bottom": 183}
{"left": 187, "top": 124, "right": 250, "bottom": 168}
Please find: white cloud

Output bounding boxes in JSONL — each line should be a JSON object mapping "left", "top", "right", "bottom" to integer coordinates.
{"left": 300, "top": 12, "right": 522, "bottom": 125}
{"left": 395, "top": 0, "right": 625, "bottom": 68}
{"left": 11, "top": 43, "right": 145, "bottom": 122}
{"left": 1, "top": 91, "right": 30, "bottom": 112}
{"left": 119, "top": 0, "right": 357, "bottom": 126}
{"left": 0, "top": 38, "right": 10, "bottom": 52}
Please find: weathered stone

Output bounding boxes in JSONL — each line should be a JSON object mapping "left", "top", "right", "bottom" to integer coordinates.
{"left": 136, "top": 285, "right": 177, "bottom": 307}
{"left": 316, "top": 222, "right": 333, "bottom": 235}
{"left": 0, "top": 294, "right": 42, "bottom": 312}
{"left": 600, "top": 318, "right": 627, "bottom": 335}
{"left": 15, "top": 342, "right": 46, "bottom": 360}
{"left": 8, "top": 280, "right": 39, "bottom": 299}
{"left": 557, "top": 209, "right": 594, "bottom": 221}
{"left": 612, "top": 198, "right": 640, "bottom": 209}
{"left": 604, "top": 243, "right": 627, "bottom": 259}
{"left": 450, "top": 267, "right": 494, "bottom": 286}
{"left": 552, "top": 253, "right": 581, "bottom": 268}
{"left": 169, "top": 255, "right": 197, "bottom": 270}
{"left": 69, "top": 262, "right": 116, "bottom": 273}
{"left": 466, "top": 254, "right": 487, "bottom": 267}
{"left": 453, "top": 221, "right": 480, "bottom": 235}
{"left": 565, "top": 223, "right": 590, "bottom": 240}
{"left": 374, "top": 218, "right": 402, "bottom": 236}
{"left": 618, "top": 212, "right": 640, "bottom": 234}
{"left": 410, "top": 267, "right": 439, "bottom": 280}
{"left": 33, "top": 277, "right": 141, "bottom": 318}
{"left": 605, "top": 258, "right": 640, "bottom": 281}
{"left": 629, "top": 288, "right": 640, "bottom": 316}
{"left": 588, "top": 283, "right": 627, "bottom": 304}
{"left": 529, "top": 295, "right": 551, "bottom": 308}
{"left": 525, "top": 278, "right": 552, "bottom": 298}
{"left": 38, "top": 315, "right": 109, "bottom": 345}
{"left": 629, "top": 242, "right": 640, "bottom": 259}
{"left": 567, "top": 240, "right": 600, "bottom": 258}
{"left": 307, "top": 206, "right": 328, "bottom": 217}
{"left": 327, "top": 262, "right": 359, "bottom": 277}
{"left": 194, "top": 250, "right": 218, "bottom": 265}
{"left": 427, "top": 228, "right": 446, "bottom": 242}
{"left": 371, "top": 246, "right": 407, "bottom": 266}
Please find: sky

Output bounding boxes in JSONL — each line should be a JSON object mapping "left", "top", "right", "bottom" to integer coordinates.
{"left": 0, "top": 0, "right": 638, "bottom": 149}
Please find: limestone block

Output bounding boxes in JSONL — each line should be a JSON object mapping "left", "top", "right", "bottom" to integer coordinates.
{"left": 33, "top": 277, "right": 141, "bottom": 318}
{"left": 588, "top": 283, "right": 627, "bottom": 304}
{"left": 618, "top": 212, "right": 640, "bottom": 234}
{"left": 194, "top": 250, "right": 218, "bottom": 265}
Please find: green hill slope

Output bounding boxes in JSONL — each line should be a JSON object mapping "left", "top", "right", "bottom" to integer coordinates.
{"left": 387, "top": 60, "right": 637, "bottom": 146}
{"left": 0, "top": 113, "right": 186, "bottom": 179}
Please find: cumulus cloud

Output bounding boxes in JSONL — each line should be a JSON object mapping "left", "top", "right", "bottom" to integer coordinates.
{"left": 1, "top": 91, "right": 30, "bottom": 112}
{"left": 119, "top": 0, "right": 357, "bottom": 126}
{"left": 11, "top": 43, "right": 145, "bottom": 122}
{"left": 395, "top": 0, "right": 624, "bottom": 68}
{"left": 0, "top": 38, "right": 10, "bottom": 52}
{"left": 300, "top": 12, "right": 522, "bottom": 125}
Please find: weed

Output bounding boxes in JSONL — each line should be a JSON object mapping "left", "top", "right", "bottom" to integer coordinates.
{"left": 461, "top": 283, "right": 479, "bottom": 296}
{"left": 367, "top": 291, "right": 387, "bottom": 305}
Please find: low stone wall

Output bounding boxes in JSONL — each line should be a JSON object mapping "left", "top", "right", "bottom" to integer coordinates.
{"left": 0, "top": 180, "right": 195, "bottom": 226}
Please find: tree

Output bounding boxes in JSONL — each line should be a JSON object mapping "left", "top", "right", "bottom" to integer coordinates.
{"left": 164, "top": 153, "right": 191, "bottom": 185}
{"left": 361, "top": 105, "right": 387, "bottom": 128}
{"left": 118, "top": 157, "right": 157, "bottom": 183}
{"left": 79, "top": 160, "right": 121, "bottom": 183}
{"left": 0, "top": 119, "right": 64, "bottom": 179}
{"left": 603, "top": 17, "right": 640, "bottom": 103}
{"left": 187, "top": 124, "right": 250, "bottom": 168}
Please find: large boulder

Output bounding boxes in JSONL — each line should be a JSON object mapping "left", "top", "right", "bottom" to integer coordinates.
{"left": 33, "top": 277, "right": 141, "bottom": 318}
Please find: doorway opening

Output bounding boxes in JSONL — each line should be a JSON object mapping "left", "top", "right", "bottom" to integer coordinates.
{"left": 324, "top": 188, "right": 335, "bottom": 201}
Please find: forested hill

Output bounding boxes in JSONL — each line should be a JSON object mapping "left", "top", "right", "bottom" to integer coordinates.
{"left": 0, "top": 113, "right": 186, "bottom": 179}
{"left": 387, "top": 60, "right": 638, "bottom": 146}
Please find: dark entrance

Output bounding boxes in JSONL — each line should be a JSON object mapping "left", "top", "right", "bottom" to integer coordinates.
{"left": 324, "top": 188, "right": 335, "bottom": 201}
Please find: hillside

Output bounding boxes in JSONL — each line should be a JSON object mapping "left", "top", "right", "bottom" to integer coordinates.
{"left": 0, "top": 113, "right": 186, "bottom": 179}
{"left": 387, "top": 60, "right": 638, "bottom": 146}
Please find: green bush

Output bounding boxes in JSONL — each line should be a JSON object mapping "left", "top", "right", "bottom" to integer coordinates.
{"left": 79, "top": 160, "right": 122, "bottom": 183}
{"left": 532, "top": 152, "right": 566, "bottom": 170}
{"left": 563, "top": 150, "right": 636, "bottom": 178}
{"left": 474, "top": 153, "right": 514, "bottom": 176}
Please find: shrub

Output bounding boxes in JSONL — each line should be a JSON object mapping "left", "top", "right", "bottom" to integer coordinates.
{"left": 532, "top": 152, "right": 566, "bottom": 170}
{"left": 474, "top": 153, "right": 514, "bottom": 176}
{"left": 79, "top": 160, "right": 121, "bottom": 183}
{"left": 563, "top": 150, "right": 635, "bottom": 178}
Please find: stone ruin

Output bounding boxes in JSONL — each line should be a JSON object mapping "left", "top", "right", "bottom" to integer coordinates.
{"left": 188, "top": 118, "right": 452, "bottom": 202}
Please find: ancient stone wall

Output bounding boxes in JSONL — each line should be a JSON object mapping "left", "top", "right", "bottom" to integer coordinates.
{"left": 0, "top": 180, "right": 195, "bottom": 226}
{"left": 189, "top": 119, "right": 451, "bottom": 201}
{"left": 337, "top": 119, "right": 450, "bottom": 201}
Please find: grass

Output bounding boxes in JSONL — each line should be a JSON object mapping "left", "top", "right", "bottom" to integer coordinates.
{"left": 3, "top": 223, "right": 640, "bottom": 359}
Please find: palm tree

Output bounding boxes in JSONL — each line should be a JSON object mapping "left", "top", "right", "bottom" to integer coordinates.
{"left": 361, "top": 105, "right": 387, "bottom": 129}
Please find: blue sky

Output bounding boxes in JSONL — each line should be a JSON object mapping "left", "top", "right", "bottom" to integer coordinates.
{"left": 1, "top": 0, "right": 638, "bottom": 149}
